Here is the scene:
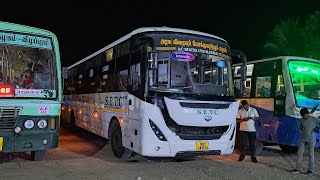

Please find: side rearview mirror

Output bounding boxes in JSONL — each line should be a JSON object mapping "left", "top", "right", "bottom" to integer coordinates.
{"left": 241, "top": 65, "right": 247, "bottom": 81}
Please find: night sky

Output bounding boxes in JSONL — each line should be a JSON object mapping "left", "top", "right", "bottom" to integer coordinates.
{"left": 1, "top": 1, "right": 319, "bottom": 67}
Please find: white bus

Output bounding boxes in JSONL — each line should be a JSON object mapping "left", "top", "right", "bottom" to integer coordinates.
{"left": 233, "top": 56, "right": 320, "bottom": 154}
{"left": 61, "top": 27, "right": 244, "bottom": 159}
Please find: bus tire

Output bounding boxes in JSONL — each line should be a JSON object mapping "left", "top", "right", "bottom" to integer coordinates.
{"left": 110, "top": 120, "right": 133, "bottom": 159}
{"left": 255, "top": 141, "right": 264, "bottom": 155}
{"left": 279, "top": 144, "right": 298, "bottom": 154}
{"left": 31, "top": 150, "right": 46, "bottom": 161}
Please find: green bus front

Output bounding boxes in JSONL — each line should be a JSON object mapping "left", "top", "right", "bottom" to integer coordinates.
{"left": 0, "top": 21, "right": 62, "bottom": 161}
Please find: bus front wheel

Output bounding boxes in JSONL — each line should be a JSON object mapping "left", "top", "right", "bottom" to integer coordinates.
{"left": 31, "top": 150, "right": 46, "bottom": 161}
{"left": 279, "top": 144, "right": 298, "bottom": 154}
{"left": 110, "top": 121, "right": 133, "bottom": 159}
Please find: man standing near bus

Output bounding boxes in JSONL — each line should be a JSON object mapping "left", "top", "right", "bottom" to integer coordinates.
{"left": 236, "top": 100, "right": 259, "bottom": 163}
{"left": 291, "top": 108, "right": 320, "bottom": 175}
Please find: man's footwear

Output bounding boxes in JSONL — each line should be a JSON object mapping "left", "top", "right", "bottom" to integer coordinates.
{"left": 290, "top": 169, "right": 300, "bottom": 174}
{"left": 238, "top": 155, "right": 245, "bottom": 161}
{"left": 251, "top": 158, "right": 258, "bottom": 163}
{"left": 307, "top": 171, "right": 314, "bottom": 175}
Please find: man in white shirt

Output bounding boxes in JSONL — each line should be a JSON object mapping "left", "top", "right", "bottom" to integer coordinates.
{"left": 236, "top": 100, "right": 259, "bottom": 163}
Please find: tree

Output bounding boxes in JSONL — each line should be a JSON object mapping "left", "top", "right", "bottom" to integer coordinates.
{"left": 264, "top": 18, "right": 304, "bottom": 58}
{"left": 264, "top": 11, "right": 320, "bottom": 60}
{"left": 303, "top": 11, "right": 320, "bottom": 59}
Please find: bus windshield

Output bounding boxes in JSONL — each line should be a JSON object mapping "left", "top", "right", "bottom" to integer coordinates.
{"left": 288, "top": 60, "right": 320, "bottom": 110}
{"left": 0, "top": 32, "right": 57, "bottom": 98}
{"left": 148, "top": 51, "right": 229, "bottom": 95}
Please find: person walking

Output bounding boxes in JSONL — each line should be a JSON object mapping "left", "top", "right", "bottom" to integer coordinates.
{"left": 236, "top": 100, "right": 259, "bottom": 163}
{"left": 291, "top": 108, "right": 320, "bottom": 175}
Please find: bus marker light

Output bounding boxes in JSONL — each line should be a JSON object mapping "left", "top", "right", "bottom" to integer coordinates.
{"left": 93, "top": 112, "right": 99, "bottom": 119}
{"left": 119, "top": 117, "right": 125, "bottom": 124}
{"left": 155, "top": 146, "right": 160, "bottom": 151}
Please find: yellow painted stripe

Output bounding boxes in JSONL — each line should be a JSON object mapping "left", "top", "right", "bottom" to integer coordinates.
{"left": 76, "top": 106, "right": 128, "bottom": 113}
{"left": 0, "top": 137, "right": 3, "bottom": 151}
{"left": 236, "top": 98, "right": 274, "bottom": 101}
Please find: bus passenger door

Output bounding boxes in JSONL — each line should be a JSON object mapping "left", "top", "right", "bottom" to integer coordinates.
{"left": 273, "top": 74, "right": 296, "bottom": 145}
{"left": 126, "top": 49, "right": 143, "bottom": 153}
{"left": 251, "top": 61, "right": 276, "bottom": 143}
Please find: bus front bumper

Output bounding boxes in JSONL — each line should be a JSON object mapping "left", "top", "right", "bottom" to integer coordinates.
{"left": 140, "top": 137, "right": 235, "bottom": 157}
{"left": 0, "top": 132, "right": 58, "bottom": 153}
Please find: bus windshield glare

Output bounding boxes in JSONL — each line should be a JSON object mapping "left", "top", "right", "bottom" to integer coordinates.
{"left": 288, "top": 60, "right": 320, "bottom": 109}
{"left": 148, "top": 51, "right": 229, "bottom": 95}
{"left": 0, "top": 32, "right": 57, "bottom": 98}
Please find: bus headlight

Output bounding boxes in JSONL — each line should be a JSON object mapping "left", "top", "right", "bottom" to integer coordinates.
{"left": 37, "top": 119, "right": 48, "bottom": 129}
{"left": 149, "top": 120, "right": 167, "bottom": 141}
{"left": 24, "top": 120, "right": 35, "bottom": 129}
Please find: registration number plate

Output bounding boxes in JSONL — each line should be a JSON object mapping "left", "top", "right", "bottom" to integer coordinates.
{"left": 0, "top": 137, "right": 3, "bottom": 151}
{"left": 195, "top": 141, "right": 209, "bottom": 151}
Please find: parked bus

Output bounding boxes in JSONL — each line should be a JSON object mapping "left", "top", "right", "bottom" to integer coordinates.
{"left": 0, "top": 21, "right": 62, "bottom": 160}
{"left": 233, "top": 56, "right": 320, "bottom": 154}
{"left": 61, "top": 27, "right": 246, "bottom": 159}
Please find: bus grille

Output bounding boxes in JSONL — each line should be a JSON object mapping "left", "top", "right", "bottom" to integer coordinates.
{"left": 175, "top": 125, "right": 229, "bottom": 140}
{"left": 179, "top": 102, "right": 230, "bottom": 109}
{"left": 0, "top": 107, "right": 21, "bottom": 130}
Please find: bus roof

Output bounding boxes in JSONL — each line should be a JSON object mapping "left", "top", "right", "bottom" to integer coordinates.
{"left": 68, "top": 27, "right": 228, "bottom": 69}
{"left": 232, "top": 56, "right": 320, "bottom": 67}
{"left": 0, "top": 21, "right": 57, "bottom": 38}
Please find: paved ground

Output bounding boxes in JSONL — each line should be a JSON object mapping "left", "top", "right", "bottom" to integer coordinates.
{"left": 0, "top": 127, "right": 319, "bottom": 180}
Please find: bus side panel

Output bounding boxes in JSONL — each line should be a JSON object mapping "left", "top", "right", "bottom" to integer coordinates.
{"left": 237, "top": 98, "right": 276, "bottom": 143}
{"left": 125, "top": 94, "right": 142, "bottom": 153}
{"left": 275, "top": 116, "right": 300, "bottom": 146}
{"left": 237, "top": 98, "right": 303, "bottom": 146}
{"left": 72, "top": 94, "right": 104, "bottom": 137}
{"left": 139, "top": 101, "right": 173, "bottom": 157}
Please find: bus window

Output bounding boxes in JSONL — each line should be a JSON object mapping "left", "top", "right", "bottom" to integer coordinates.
{"left": 254, "top": 76, "right": 271, "bottom": 97}
{"left": 158, "top": 52, "right": 170, "bottom": 87}
{"left": 115, "top": 58, "right": 129, "bottom": 91}
{"left": 130, "top": 63, "right": 140, "bottom": 91}
{"left": 276, "top": 75, "right": 285, "bottom": 96}
{"left": 171, "top": 58, "right": 187, "bottom": 87}
{"left": 245, "top": 78, "right": 252, "bottom": 97}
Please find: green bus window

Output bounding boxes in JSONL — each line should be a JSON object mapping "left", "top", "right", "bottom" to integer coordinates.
{"left": 255, "top": 76, "right": 271, "bottom": 97}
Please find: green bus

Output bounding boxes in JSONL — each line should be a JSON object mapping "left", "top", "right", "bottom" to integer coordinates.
{"left": 0, "top": 21, "right": 62, "bottom": 161}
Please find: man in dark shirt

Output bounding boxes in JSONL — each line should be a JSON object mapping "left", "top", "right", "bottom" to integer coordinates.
{"left": 291, "top": 108, "right": 320, "bottom": 175}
